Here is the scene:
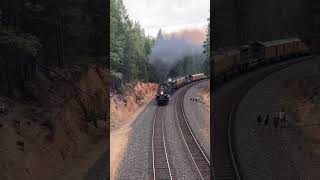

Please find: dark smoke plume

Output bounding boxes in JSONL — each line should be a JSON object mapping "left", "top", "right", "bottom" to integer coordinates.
{"left": 149, "top": 33, "right": 203, "bottom": 81}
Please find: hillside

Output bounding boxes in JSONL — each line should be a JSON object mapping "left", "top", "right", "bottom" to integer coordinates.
{"left": 110, "top": 82, "right": 158, "bottom": 131}
{"left": 0, "top": 65, "right": 109, "bottom": 180}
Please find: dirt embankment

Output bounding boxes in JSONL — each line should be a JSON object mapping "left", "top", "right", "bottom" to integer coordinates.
{"left": 0, "top": 65, "right": 109, "bottom": 180}
{"left": 110, "top": 83, "right": 157, "bottom": 131}
{"left": 110, "top": 82, "right": 157, "bottom": 180}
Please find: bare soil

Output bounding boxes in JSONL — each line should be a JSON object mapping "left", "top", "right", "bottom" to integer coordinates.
{"left": 0, "top": 65, "right": 109, "bottom": 180}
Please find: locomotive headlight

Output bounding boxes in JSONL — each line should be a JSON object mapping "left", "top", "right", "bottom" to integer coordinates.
{"left": 160, "top": 91, "right": 164, "bottom": 95}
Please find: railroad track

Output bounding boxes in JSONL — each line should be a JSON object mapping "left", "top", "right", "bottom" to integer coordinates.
{"left": 174, "top": 83, "right": 211, "bottom": 180}
{"left": 151, "top": 81, "right": 210, "bottom": 180}
{"left": 150, "top": 56, "right": 312, "bottom": 180}
{"left": 152, "top": 106, "right": 173, "bottom": 180}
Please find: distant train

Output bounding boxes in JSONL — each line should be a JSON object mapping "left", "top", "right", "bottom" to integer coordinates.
{"left": 214, "top": 38, "right": 310, "bottom": 82}
{"left": 156, "top": 38, "right": 310, "bottom": 105}
{"left": 156, "top": 73, "right": 207, "bottom": 105}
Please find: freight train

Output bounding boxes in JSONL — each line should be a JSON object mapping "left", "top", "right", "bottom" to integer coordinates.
{"left": 156, "top": 73, "right": 207, "bottom": 105}
{"left": 156, "top": 38, "right": 310, "bottom": 106}
{"left": 214, "top": 38, "right": 310, "bottom": 82}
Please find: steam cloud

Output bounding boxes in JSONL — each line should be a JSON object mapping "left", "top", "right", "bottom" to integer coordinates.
{"left": 149, "top": 29, "right": 205, "bottom": 81}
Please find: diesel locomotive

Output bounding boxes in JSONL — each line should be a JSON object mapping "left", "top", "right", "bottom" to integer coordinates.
{"left": 213, "top": 38, "right": 310, "bottom": 83}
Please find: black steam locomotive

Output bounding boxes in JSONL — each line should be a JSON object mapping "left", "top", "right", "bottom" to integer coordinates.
{"left": 155, "top": 83, "right": 170, "bottom": 106}
{"left": 156, "top": 73, "right": 207, "bottom": 106}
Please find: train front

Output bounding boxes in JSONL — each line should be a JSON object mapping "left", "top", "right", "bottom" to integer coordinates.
{"left": 156, "top": 84, "right": 170, "bottom": 105}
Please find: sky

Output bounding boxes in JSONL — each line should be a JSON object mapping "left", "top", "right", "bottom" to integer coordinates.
{"left": 123, "top": 0, "right": 210, "bottom": 38}
{"left": 165, "top": 28, "right": 207, "bottom": 45}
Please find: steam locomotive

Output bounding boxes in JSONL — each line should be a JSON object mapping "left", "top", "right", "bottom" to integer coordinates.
{"left": 156, "top": 73, "right": 207, "bottom": 106}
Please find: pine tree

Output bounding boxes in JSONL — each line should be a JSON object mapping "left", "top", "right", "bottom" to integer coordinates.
{"left": 110, "top": 0, "right": 157, "bottom": 88}
{"left": 156, "top": 29, "right": 164, "bottom": 42}
{"left": 202, "top": 17, "right": 210, "bottom": 76}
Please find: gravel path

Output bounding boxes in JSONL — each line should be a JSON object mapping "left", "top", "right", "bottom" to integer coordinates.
{"left": 234, "top": 56, "right": 320, "bottom": 179}
{"left": 183, "top": 80, "right": 210, "bottom": 157}
{"left": 116, "top": 101, "right": 157, "bottom": 180}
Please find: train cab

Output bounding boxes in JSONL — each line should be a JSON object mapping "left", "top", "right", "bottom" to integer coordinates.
{"left": 156, "top": 84, "right": 170, "bottom": 105}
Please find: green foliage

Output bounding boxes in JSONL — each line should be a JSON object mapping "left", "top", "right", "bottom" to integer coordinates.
{"left": 0, "top": 0, "right": 106, "bottom": 64}
{"left": 0, "top": 30, "right": 42, "bottom": 57}
{"left": 110, "top": 70, "right": 124, "bottom": 92}
{"left": 110, "top": 0, "right": 156, "bottom": 87}
{"left": 168, "top": 54, "right": 205, "bottom": 78}
{"left": 0, "top": 30, "right": 41, "bottom": 95}
{"left": 202, "top": 17, "right": 210, "bottom": 76}
{"left": 0, "top": 0, "right": 107, "bottom": 95}
{"left": 156, "top": 29, "right": 164, "bottom": 41}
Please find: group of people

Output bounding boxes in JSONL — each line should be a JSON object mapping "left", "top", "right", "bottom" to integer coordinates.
{"left": 256, "top": 107, "right": 287, "bottom": 128}
{"left": 190, "top": 96, "right": 200, "bottom": 102}
{"left": 0, "top": 104, "right": 5, "bottom": 127}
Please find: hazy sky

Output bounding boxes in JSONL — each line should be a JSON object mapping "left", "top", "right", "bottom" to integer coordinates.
{"left": 123, "top": 0, "right": 210, "bottom": 37}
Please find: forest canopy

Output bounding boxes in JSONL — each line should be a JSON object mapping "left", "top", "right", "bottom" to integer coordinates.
{"left": 0, "top": 0, "right": 107, "bottom": 94}
{"left": 110, "top": 0, "right": 157, "bottom": 89}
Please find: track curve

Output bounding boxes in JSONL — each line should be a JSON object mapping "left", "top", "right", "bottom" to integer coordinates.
{"left": 175, "top": 82, "right": 211, "bottom": 179}
{"left": 234, "top": 56, "right": 320, "bottom": 179}
{"left": 213, "top": 55, "right": 313, "bottom": 180}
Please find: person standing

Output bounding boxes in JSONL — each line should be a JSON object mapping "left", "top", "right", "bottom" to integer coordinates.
{"left": 273, "top": 116, "right": 279, "bottom": 128}
{"left": 257, "top": 114, "right": 262, "bottom": 126}
{"left": 280, "top": 107, "right": 287, "bottom": 127}
{"left": 264, "top": 114, "right": 269, "bottom": 128}
{"left": 0, "top": 104, "right": 4, "bottom": 127}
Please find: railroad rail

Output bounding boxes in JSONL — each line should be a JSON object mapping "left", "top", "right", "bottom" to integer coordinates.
{"left": 174, "top": 83, "right": 211, "bottom": 180}
{"left": 152, "top": 106, "right": 173, "bottom": 180}
{"left": 228, "top": 105, "right": 241, "bottom": 180}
